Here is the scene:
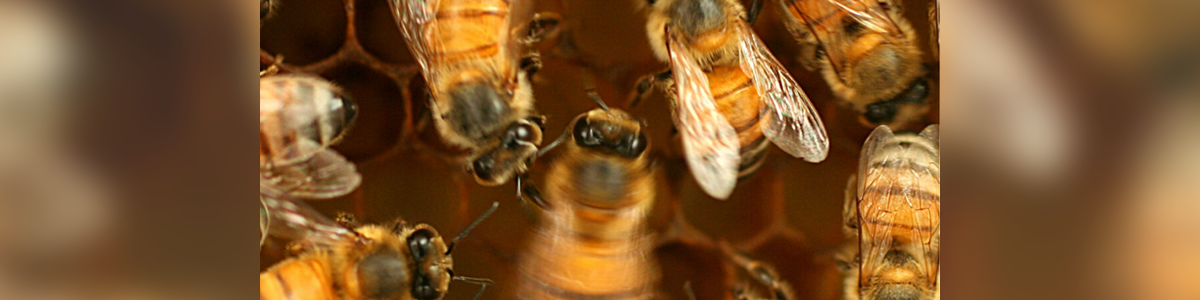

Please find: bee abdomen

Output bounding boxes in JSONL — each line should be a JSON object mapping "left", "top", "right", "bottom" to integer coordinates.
{"left": 260, "top": 257, "right": 340, "bottom": 300}
{"left": 737, "top": 134, "right": 770, "bottom": 179}
{"left": 708, "top": 66, "right": 769, "bottom": 179}
{"left": 427, "top": 0, "right": 508, "bottom": 62}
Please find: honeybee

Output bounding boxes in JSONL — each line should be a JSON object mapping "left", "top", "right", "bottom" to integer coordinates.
{"left": 776, "top": 0, "right": 931, "bottom": 128}
{"left": 637, "top": 0, "right": 829, "bottom": 200}
{"left": 840, "top": 125, "right": 940, "bottom": 300}
{"left": 517, "top": 107, "right": 660, "bottom": 300}
{"left": 389, "top": 0, "right": 547, "bottom": 187}
{"left": 260, "top": 189, "right": 499, "bottom": 300}
{"left": 260, "top": 74, "right": 362, "bottom": 199}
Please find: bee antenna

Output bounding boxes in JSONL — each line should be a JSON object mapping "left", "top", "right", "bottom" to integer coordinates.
{"left": 584, "top": 88, "right": 611, "bottom": 113}
{"left": 446, "top": 201, "right": 500, "bottom": 255}
{"left": 452, "top": 275, "right": 494, "bottom": 300}
{"left": 536, "top": 120, "right": 574, "bottom": 157}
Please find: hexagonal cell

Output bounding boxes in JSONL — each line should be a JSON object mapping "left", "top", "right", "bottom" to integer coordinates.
{"left": 354, "top": 0, "right": 414, "bottom": 64}
{"left": 320, "top": 63, "right": 406, "bottom": 161}
{"left": 260, "top": 0, "right": 347, "bottom": 65}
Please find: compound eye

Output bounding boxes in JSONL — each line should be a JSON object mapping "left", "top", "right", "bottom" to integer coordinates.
{"left": 412, "top": 274, "right": 440, "bottom": 300}
{"left": 863, "top": 101, "right": 898, "bottom": 124}
{"left": 573, "top": 117, "right": 601, "bottom": 146}
{"left": 629, "top": 132, "right": 648, "bottom": 156}
{"left": 512, "top": 123, "right": 537, "bottom": 143}
{"left": 407, "top": 228, "right": 437, "bottom": 262}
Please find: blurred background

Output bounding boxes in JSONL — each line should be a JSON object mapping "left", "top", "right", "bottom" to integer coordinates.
{"left": 0, "top": 0, "right": 1196, "bottom": 299}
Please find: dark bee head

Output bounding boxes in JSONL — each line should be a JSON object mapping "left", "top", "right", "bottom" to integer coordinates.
{"left": 570, "top": 109, "right": 648, "bottom": 158}
{"left": 405, "top": 226, "right": 452, "bottom": 300}
{"left": 444, "top": 81, "right": 512, "bottom": 143}
{"left": 468, "top": 117, "right": 544, "bottom": 185}
{"left": 861, "top": 77, "right": 929, "bottom": 127}
{"left": 666, "top": 0, "right": 729, "bottom": 38}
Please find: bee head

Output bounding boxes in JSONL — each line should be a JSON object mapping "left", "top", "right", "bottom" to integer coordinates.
{"left": 467, "top": 117, "right": 544, "bottom": 185}
{"left": 571, "top": 109, "right": 648, "bottom": 158}
{"left": 405, "top": 226, "right": 451, "bottom": 300}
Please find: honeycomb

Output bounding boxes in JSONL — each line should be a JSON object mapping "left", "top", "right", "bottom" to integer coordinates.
{"left": 259, "top": 0, "right": 939, "bottom": 299}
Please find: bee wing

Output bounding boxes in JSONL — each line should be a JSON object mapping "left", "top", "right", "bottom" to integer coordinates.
{"left": 856, "top": 125, "right": 941, "bottom": 285}
{"left": 736, "top": 21, "right": 829, "bottom": 162}
{"left": 263, "top": 141, "right": 362, "bottom": 200}
{"left": 260, "top": 197, "right": 269, "bottom": 247}
{"left": 389, "top": 0, "right": 442, "bottom": 80}
{"left": 667, "top": 33, "right": 739, "bottom": 200}
{"left": 786, "top": 0, "right": 903, "bottom": 82}
{"left": 261, "top": 184, "right": 362, "bottom": 249}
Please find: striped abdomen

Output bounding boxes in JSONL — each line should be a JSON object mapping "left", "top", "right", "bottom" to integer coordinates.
{"left": 519, "top": 149, "right": 659, "bottom": 300}
{"left": 424, "top": 0, "right": 509, "bottom": 65}
{"left": 708, "top": 65, "right": 769, "bottom": 179}
{"left": 260, "top": 256, "right": 340, "bottom": 300}
{"left": 859, "top": 137, "right": 940, "bottom": 245}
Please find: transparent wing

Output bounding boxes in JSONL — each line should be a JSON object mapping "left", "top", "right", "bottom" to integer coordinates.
{"left": 261, "top": 184, "right": 363, "bottom": 249}
{"left": 856, "top": 125, "right": 894, "bottom": 201}
{"left": 262, "top": 140, "right": 362, "bottom": 200}
{"left": 388, "top": 0, "right": 441, "bottom": 80}
{"left": 667, "top": 34, "right": 740, "bottom": 200}
{"left": 260, "top": 197, "right": 269, "bottom": 247}
{"left": 736, "top": 21, "right": 829, "bottom": 162}
{"left": 856, "top": 125, "right": 941, "bottom": 285}
{"left": 785, "top": 0, "right": 904, "bottom": 81}
{"left": 920, "top": 124, "right": 940, "bottom": 151}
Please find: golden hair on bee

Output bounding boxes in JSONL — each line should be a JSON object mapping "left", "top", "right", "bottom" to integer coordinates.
{"left": 389, "top": 0, "right": 548, "bottom": 187}
{"left": 261, "top": 197, "right": 498, "bottom": 300}
{"left": 839, "top": 125, "right": 939, "bottom": 300}
{"left": 635, "top": 0, "right": 829, "bottom": 200}
{"left": 517, "top": 106, "right": 660, "bottom": 300}
{"left": 776, "top": 0, "right": 931, "bottom": 128}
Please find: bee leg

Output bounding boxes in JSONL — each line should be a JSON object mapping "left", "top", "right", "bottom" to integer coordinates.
{"left": 746, "top": 0, "right": 764, "bottom": 25}
{"left": 719, "top": 242, "right": 795, "bottom": 300}
{"left": 521, "top": 52, "right": 543, "bottom": 79}
{"left": 260, "top": 53, "right": 284, "bottom": 77}
{"left": 524, "top": 12, "right": 563, "bottom": 45}
{"left": 516, "top": 175, "right": 551, "bottom": 210}
{"left": 629, "top": 69, "right": 672, "bottom": 108}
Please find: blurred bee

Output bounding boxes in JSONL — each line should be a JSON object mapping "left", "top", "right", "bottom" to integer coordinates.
{"left": 260, "top": 188, "right": 499, "bottom": 300}
{"left": 637, "top": 0, "right": 829, "bottom": 200}
{"left": 776, "top": 0, "right": 931, "bottom": 128}
{"left": 261, "top": 0, "right": 274, "bottom": 21}
{"left": 389, "top": 0, "right": 547, "bottom": 187}
{"left": 839, "top": 125, "right": 940, "bottom": 300}
{"left": 260, "top": 74, "right": 361, "bottom": 200}
{"left": 518, "top": 105, "right": 660, "bottom": 300}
